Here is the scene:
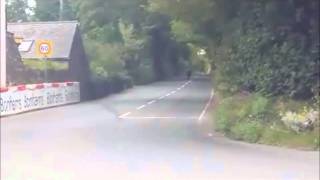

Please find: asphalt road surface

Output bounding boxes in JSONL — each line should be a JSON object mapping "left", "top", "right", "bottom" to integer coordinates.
{"left": 1, "top": 77, "right": 319, "bottom": 180}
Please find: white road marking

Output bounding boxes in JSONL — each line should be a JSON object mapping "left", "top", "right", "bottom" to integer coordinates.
{"left": 198, "top": 89, "right": 215, "bottom": 124}
{"left": 129, "top": 81, "right": 193, "bottom": 115}
{"left": 148, "top": 100, "right": 156, "bottom": 105}
{"left": 137, "top": 105, "right": 146, "bottom": 110}
{"left": 119, "top": 112, "right": 131, "bottom": 118}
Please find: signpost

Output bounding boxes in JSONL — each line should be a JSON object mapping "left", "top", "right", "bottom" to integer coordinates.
{"left": 36, "top": 40, "right": 53, "bottom": 82}
{"left": 0, "top": 0, "right": 6, "bottom": 88}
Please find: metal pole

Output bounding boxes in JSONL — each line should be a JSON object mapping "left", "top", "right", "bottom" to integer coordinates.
{"left": 59, "top": 0, "right": 64, "bottom": 21}
{"left": 0, "top": 0, "right": 7, "bottom": 87}
{"left": 44, "top": 57, "right": 48, "bottom": 82}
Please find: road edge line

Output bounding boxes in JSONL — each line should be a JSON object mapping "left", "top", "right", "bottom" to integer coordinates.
{"left": 198, "top": 89, "right": 214, "bottom": 124}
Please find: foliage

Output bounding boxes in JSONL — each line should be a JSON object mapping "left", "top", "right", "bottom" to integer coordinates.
{"left": 23, "top": 59, "right": 68, "bottom": 71}
{"left": 230, "top": 121, "right": 263, "bottom": 143}
{"left": 71, "top": 0, "right": 190, "bottom": 82}
{"left": 214, "top": 93, "right": 269, "bottom": 144}
{"left": 85, "top": 24, "right": 123, "bottom": 44}
{"left": 7, "top": 0, "right": 192, "bottom": 85}
{"left": 6, "top": 0, "right": 319, "bottom": 104}
{"left": 84, "top": 40, "right": 125, "bottom": 79}
{"left": 34, "top": 0, "right": 75, "bottom": 21}
{"left": 220, "top": 27, "right": 318, "bottom": 99}
{"left": 170, "top": 20, "right": 203, "bottom": 43}
{"left": 71, "top": 0, "right": 147, "bottom": 31}
{"left": 150, "top": 0, "right": 319, "bottom": 100}
{"left": 279, "top": 107, "right": 319, "bottom": 133}
{"left": 6, "top": 0, "right": 30, "bottom": 22}
{"left": 261, "top": 126, "right": 320, "bottom": 150}
{"left": 214, "top": 92, "right": 320, "bottom": 149}
{"left": 214, "top": 97, "right": 235, "bottom": 132}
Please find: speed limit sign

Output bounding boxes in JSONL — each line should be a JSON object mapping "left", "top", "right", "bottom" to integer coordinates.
{"left": 36, "top": 40, "right": 53, "bottom": 57}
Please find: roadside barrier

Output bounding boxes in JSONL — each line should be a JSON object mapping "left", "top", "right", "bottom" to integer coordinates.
{"left": 0, "top": 82, "right": 80, "bottom": 116}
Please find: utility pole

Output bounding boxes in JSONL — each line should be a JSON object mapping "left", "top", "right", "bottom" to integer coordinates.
{"left": 0, "top": 0, "right": 6, "bottom": 87}
{"left": 59, "top": 0, "right": 64, "bottom": 21}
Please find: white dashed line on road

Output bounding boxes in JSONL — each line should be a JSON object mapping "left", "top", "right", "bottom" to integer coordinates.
{"left": 137, "top": 105, "right": 146, "bottom": 110}
{"left": 122, "top": 81, "right": 193, "bottom": 118}
{"left": 119, "top": 112, "right": 131, "bottom": 118}
{"left": 148, "top": 100, "right": 156, "bottom": 105}
{"left": 158, "top": 96, "right": 166, "bottom": 100}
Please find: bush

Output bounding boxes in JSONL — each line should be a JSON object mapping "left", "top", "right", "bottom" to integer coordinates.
{"left": 85, "top": 40, "right": 126, "bottom": 79}
{"left": 214, "top": 93, "right": 268, "bottom": 142}
{"left": 108, "top": 74, "right": 133, "bottom": 92}
{"left": 215, "top": 26, "right": 318, "bottom": 99}
{"left": 261, "top": 126, "right": 320, "bottom": 150}
{"left": 214, "top": 93, "right": 271, "bottom": 125}
{"left": 230, "top": 121, "right": 264, "bottom": 143}
{"left": 90, "top": 74, "right": 133, "bottom": 99}
{"left": 214, "top": 97, "right": 242, "bottom": 132}
{"left": 128, "top": 64, "right": 155, "bottom": 85}
{"left": 250, "top": 95, "right": 269, "bottom": 116}
{"left": 213, "top": 92, "right": 320, "bottom": 149}
{"left": 215, "top": 106, "right": 233, "bottom": 133}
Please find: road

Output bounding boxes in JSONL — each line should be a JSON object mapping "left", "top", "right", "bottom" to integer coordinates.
{"left": 1, "top": 77, "right": 319, "bottom": 180}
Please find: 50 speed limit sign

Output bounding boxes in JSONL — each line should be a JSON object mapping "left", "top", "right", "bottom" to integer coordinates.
{"left": 36, "top": 40, "right": 53, "bottom": 58}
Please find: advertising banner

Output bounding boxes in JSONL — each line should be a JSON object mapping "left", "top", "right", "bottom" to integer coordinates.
{"left": 0, "top": 82, "right": 80, "bottom": 116}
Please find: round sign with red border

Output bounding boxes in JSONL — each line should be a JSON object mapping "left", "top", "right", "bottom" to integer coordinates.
{"left": 39, "top": 43, "right": 51, "bottom": 54}
{"left": 36, "top": 40, "right": 53, "bottom": 57}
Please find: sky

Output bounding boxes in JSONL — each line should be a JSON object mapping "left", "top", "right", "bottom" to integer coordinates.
{"left": 28, "top": 0, "right": 36, "bottom": 7}
{"left": 26, "top": 0, "right": 36, "bottom": 15}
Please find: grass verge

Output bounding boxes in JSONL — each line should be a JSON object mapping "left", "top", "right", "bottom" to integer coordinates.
{"left": 23, "top": 59, "right": 69, "bottom": 71}
{"left": 212, "top": 92, "right": 320, "bottom": 150}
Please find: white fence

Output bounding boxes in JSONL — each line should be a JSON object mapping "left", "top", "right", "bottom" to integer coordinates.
{"left": 0, "top": 82, "right": 80, "bottom": 116}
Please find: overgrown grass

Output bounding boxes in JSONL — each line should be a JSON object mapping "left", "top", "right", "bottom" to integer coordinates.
{"left": 260, "top": 126, "right": 320, "bottom": 150}
{"left": 213, "top": 92, "right": 320, "bottom": 150}
{"left": 23, "top": 59, "right": 68, "bottom": 71}
{"left": 230, "top": 121, "right": 264, "bottom": 143}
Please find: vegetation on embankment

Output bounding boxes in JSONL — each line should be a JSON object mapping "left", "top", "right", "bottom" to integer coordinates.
{"left": 201, "top": 1, "right": 320, "bottom": 150}
{"left": 212, "top": 91, "right": 320, "bottom": 150}
{"left": 23, "top": 59, "right": 68, "bottom": 71}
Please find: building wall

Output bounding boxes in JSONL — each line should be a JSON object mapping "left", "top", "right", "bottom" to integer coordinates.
{"left": 69, "top": 27, "right": 92, "bottom": 100}
{"left": 6, "top": 32, "right": 29, "bottom": 85}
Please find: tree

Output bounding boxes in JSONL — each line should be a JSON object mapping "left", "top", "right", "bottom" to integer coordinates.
{"left": 6, "top": 0, "right": 30, "bottom": 22}
{"left": 70, "top": 0, "right": 190, "bottom": 81}
{"left": 148, "top": 0, "right": 319, "bottom": 98}
{"left": 34, "top": 0, "right": 75, "bottom": 21}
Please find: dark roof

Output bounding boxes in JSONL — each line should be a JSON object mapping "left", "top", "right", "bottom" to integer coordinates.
{"left": 7, "top": 21, "right": 79, "bottom": 59}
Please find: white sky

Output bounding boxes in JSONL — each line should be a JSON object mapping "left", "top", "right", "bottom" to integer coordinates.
{"left": 28, "top": 0, "right": 36, "bottom": 8}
